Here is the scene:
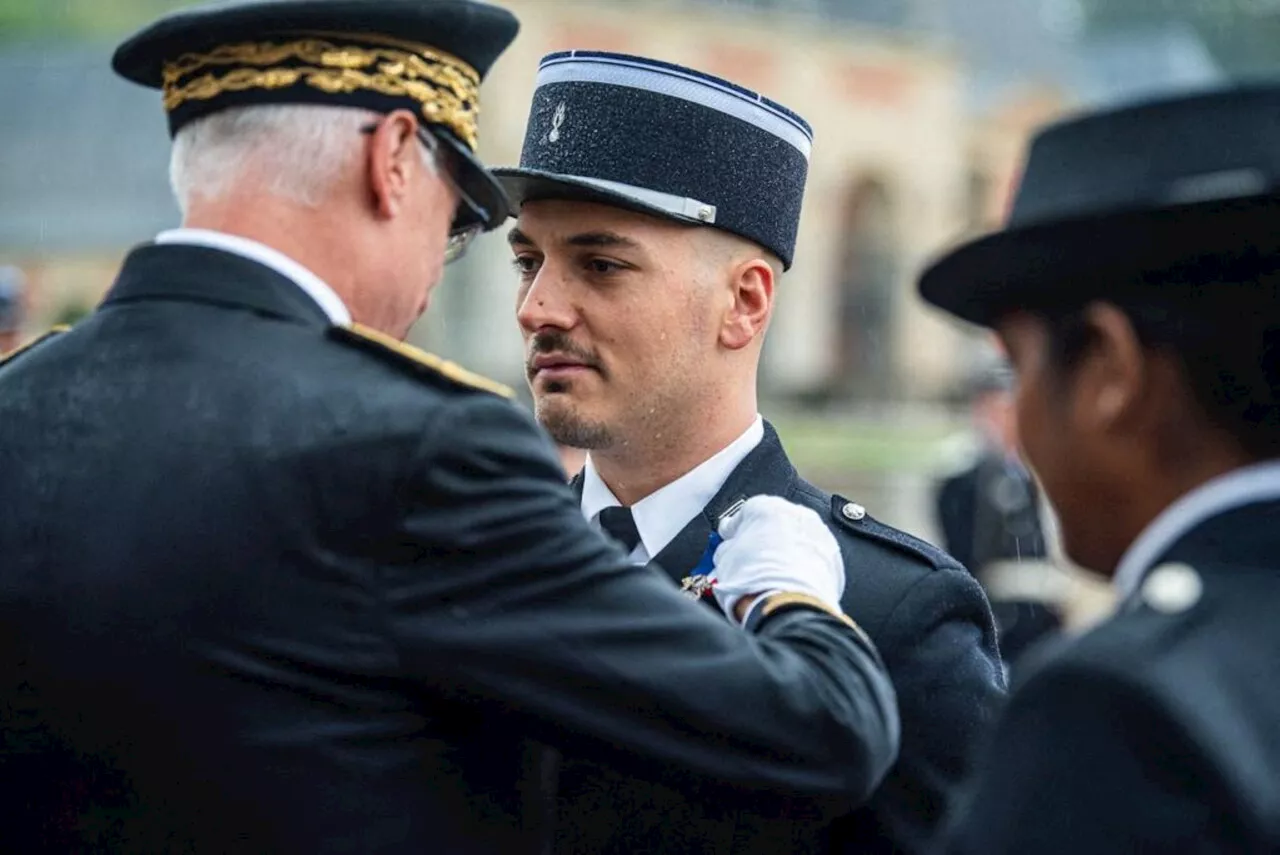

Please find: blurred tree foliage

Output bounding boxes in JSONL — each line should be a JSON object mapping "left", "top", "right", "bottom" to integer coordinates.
{"left": 3, "top": 0, "right": 1280, "bottom": 75}
{"left": 1081, "top": 0, "right": 1280, "bottom": 75}
{"left": 0, "top": 0, "right": 194, "bottom": 41}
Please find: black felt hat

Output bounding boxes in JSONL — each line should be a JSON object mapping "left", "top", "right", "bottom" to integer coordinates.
{"left": 919, "top": 84, "right": 1280, "bottom": 327}
{"left": 494, "top": 51, "right": 814, "bottom": 269}
{"left": 112, "top": 0, "right": 520, "bottom": 232}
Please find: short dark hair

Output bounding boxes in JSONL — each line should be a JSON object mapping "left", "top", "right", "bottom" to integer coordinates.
{"left": 1036, "top": 256, "right": 1280, "bottom": 462}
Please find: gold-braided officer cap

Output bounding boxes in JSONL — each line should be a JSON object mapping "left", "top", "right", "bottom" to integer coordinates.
{"left": 157, "top": 32, "right": 484, "bottom": 150}
{"left": 113, "top": 0, "right": 521, "bottom": 230}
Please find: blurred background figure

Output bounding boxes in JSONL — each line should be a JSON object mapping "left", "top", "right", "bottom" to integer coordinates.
{"left": 0, "top": 266, "right": 25, "bottom": 354}
{"left": 935, "top": 358, "right": 1064, "bottom": 670}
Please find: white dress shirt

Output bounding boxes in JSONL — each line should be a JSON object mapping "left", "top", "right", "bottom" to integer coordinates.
{"left": 1114, "top": 459, "right": 1280, "bottom": 599}
{"left": 154, "top": 228, "right": 352, "bottom": 325}
{"left": 580, "top": 416, "right": 765, "bottom": 564}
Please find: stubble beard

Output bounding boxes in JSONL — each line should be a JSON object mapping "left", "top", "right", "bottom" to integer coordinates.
{"left": 535, "top": 387, "right": 614, "bottom": 450}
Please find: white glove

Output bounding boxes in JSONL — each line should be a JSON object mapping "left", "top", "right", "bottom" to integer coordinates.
{"left": 711, "top": 495, "right": 846, "bottom": 624}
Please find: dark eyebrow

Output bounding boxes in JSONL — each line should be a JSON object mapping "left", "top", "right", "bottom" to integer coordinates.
{"left": 507, "top": 227, "right": 643, "bottom": 253}
{"left": 564, "top": 231, "right": 641, "bottom": 250}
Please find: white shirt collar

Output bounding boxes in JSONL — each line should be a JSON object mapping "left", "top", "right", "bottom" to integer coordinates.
{"left": 154, "top": 228, "right": 352, "bottom": 325}
{"left": 581, "top": 415, "right": 765, "bottom": 563}
{"left": 1114, "top": 459, "right": 1280, "bottom": 599}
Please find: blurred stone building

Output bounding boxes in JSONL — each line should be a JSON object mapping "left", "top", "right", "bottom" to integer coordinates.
{"left": 0, "top": 0, "right": 1222, "bottom": 407}
{"left": 454, "top": 0, "right": 992, "bottom": 403}
{"left": 0, "top": 0, "right": 1019, "bottom": 404}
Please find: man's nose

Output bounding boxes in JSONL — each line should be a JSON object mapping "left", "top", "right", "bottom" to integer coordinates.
{"left": 516, "top": 264, "right": 577, "bottom": 334}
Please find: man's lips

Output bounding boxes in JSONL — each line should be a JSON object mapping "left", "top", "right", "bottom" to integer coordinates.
{"left": 529, "top": 353, "right": 597, "bottom": 379}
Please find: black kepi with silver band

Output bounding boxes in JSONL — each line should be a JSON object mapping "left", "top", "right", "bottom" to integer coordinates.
{"left": 495, "top": 51, "right": 813, "bottom": 269}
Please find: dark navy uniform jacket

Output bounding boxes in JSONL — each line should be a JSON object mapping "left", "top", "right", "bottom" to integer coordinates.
{"left": 946, "top": 483, "right": 1280, "bottom": 854}
{"left": 0, "top": 244, "right": 899, "bottom": 854}
{"left": 553, "top": 427, "right": 1006, "bottom": 854}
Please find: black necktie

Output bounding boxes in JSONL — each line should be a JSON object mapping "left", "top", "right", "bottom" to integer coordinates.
{"left": 597, "top": 506, "right": 642, "bottom": 553}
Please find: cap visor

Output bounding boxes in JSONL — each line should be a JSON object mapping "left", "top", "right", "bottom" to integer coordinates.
{"left": 493, "top": 168, "right": 713, "bottom": 225}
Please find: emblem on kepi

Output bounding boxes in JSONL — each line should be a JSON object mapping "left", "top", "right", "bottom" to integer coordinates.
{"left": 548, "top": 102, "right": 566, "bottom": 143}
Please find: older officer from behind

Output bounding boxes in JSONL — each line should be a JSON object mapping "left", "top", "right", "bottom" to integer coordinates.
{"left": 0, "top": 3, "right": 898, "bottom": 854}
{"left": 921, "top": 84, "right": 1280, "bottom": 853}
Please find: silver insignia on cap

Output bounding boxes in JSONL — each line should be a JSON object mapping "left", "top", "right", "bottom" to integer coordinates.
{"left": 548, "top": 102, "right": 566, "bottom": 144}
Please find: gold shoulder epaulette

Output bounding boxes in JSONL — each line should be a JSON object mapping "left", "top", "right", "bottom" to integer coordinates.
{"left": 330, "top": 322, "right": 514, "bottom": 399}
{"left": 0, "top": 325, "right": 70, "bottom": 369}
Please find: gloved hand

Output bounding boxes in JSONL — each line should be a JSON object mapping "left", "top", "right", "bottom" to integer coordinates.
{"left": 711, "top": 495, "right": 846, "bottom": 625}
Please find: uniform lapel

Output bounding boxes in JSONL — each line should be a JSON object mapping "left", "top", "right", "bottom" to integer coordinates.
{"left": 648, "top": 422, "right": 799, "bottom": 585}
{"left": 648, "top": 513, "right": 717, "bottom": 587}
{"left": 571, "top": 425, "right": 800, "bottom": 589}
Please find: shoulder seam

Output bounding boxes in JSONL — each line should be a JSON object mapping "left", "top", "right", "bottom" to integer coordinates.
{"left": 876, "top": 568, "right": 940, "bottom": 642}
{"left": 329, "top": 323, "right": 513, "bottom": 399}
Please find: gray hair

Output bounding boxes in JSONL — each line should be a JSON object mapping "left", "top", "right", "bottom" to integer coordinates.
{"left": 169, "top": 104, "right": 436, "bottom": 214}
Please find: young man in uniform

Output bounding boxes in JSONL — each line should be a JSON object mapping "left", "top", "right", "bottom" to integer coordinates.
{"left": 921, "top": 84, "right": 1280, "bottom": 853}
{"left": 499, "top": 51, "right": 1004, "bottom": 854}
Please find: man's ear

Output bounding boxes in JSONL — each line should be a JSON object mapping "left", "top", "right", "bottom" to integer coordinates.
{"left": 366, "top": 110, "right": 420, "bottom": 220}
{"left": 1075, "top": 301, "right": 1149, "bottom": 433}
{"left": 719, "top": 257, "right": 775, "bottom": 351}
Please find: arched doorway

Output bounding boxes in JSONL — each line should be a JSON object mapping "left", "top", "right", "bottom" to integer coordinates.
{"left": 831, "top": 178, "right": 898, "bottom": 402}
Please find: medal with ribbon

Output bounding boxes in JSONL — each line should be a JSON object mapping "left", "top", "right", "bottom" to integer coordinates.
{"left": 680, "top": 498, "right": 745, "bottom": 599}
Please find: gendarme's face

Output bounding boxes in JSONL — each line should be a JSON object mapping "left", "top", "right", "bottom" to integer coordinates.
{"left": 998, "top": 312, "right": 1114, "bottom": 574}
{"left": 510, "top": 200, "right": 717, "bottom": 450}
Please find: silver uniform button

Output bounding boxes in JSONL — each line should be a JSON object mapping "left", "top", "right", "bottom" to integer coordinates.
{"left": 1141, "top": 562, "right": 1203, "bottom": 614}
{"left": 841, "top": 502, "right": 866, "bottom": 521}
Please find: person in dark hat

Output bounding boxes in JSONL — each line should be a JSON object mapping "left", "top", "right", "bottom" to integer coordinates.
{"left": 934, "top": 360, "right": 1062, "bottom": 673}
{"left": 497, "top": 51, "right": 1003, "bottom": 855}
{"left": 0, "top": 4, "right": 901, "bottom": 853}
{"left": 0, "top": 266, "right": 25, "bottom": 354}
{"left": 920, "top": 84, "right": 1280, "bottom": 853}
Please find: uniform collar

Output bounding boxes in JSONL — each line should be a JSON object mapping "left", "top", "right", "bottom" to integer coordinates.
{"left": 104, "top": 242, "right": 332, "bottom": 328}
{"left": 580, "top": 416, "right": 764, "bottom": 561}
{"left": 1114, "top": 459, "right": 1280, "bottom": 599}
{"left": 154, "top": 228, "right": 351, "bottom": 325}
